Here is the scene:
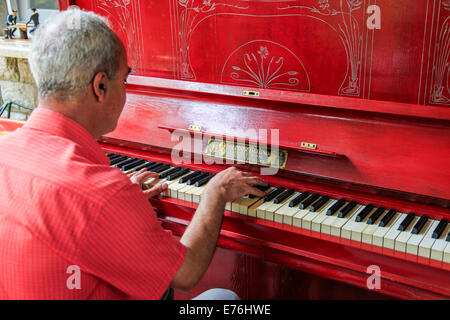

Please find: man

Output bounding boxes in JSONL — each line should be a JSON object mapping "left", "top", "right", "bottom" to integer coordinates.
{"left": 5, "top": 9, "right": 17, "bottom": 39}
{"left": 0, "top": 9, "right": 267, "bottom": 299}
{"left": 26, "top": 8, "right": 39, "bottom": 34}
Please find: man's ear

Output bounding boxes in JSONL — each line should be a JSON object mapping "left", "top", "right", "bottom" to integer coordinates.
{"left": 92, "top": 72, "right": 108, "bottom": 102}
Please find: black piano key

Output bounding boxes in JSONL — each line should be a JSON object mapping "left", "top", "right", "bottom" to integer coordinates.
{"left": 132, "top": 161, "right": 156, "bottom": 172}
{"left": 167, "top": 168, "right": 190, "bottom": 181}
{"left": 110, "top": 155, "right": 128, "bottom": 165}
{"left": 141, "top": 162, "right": 163, "bottom": 172}
{"left": 432, "top": 219, "right": 448, "bottom": 239}
{"left": 195, "top": 174, "right": 215, "bottom": 187}
{"left": 249, "top": 184, "right": 271, "bottom": 199}
{"left": 273, "top": 189, "right": 295, "bottom": 204}
{"left": 187, "top": 172, "right": 210, "bottom": 185}
{"left": 152, "top": 164, "right": 172, "bottom": 174}
{"left": 299, "top": 193, "right": 320, "bottom": 209}
{"left": 121, "top": 159, "right": 146, "bottom": 171}
{"left": 309, "top": 196, "right": 330, "bottom": 212}
{"left": 159, "top": 166, "right": 182, "bottom": 179}
{"left": 107, "top": 153, "right": 121, "bottom": 160}
{"left": 264, "top": 187, "right": 286, "bottom": 202}
{"left": 398, "top": 213, "right": 415, "bottom": 231}
{"left": 338, "top": 201, "right": 358, "bottom": 218}
{"left": 289, "top": 192, "right": 310, "bottom": 207}
{"left": 447, "top": 231, "right": 450, "bottom": 242}
{"left": 412, "top": 215, "right": 428, "bottom": 234}
{"left": 355, "top": 204, "right": 374, "bottom": 222}
{"left": 114, "top": 157, "right": 138, "bottom": 168}
{"left": 379, "top": 209, "right": 396, "bottom": 227}
{"left": 327, "top": 198, "right": 346, "bottom": 216}
{"left": 367, "top": 207, "right": 385, "bottom": 225}
{"left": 179, "top": 171, "right": 202, "bottom": 183}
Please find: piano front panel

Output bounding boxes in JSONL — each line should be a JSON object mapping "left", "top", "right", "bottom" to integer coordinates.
{"left": 64, "top": 0, "right": 449, "bottom": 107}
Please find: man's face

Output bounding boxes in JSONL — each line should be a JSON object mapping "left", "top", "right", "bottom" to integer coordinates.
{"left": 12, "top": 12, "right": 17, "bottom": 16}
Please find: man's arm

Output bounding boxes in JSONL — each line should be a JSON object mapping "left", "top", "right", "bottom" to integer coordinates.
{"left": 170, "top": 167, "right": 267, "bottom": 290}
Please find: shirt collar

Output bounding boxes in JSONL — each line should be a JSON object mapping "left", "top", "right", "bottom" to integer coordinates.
{"left": 23, "top": 108, "right": 109, "bottom": 165}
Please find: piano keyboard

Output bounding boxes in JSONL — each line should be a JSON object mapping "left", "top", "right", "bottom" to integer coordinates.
{"left": 107, "top": 152, "right": 450, "bottom": 264}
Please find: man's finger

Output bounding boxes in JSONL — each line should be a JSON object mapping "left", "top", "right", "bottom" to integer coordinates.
{"left": 243, "top": 177, "right": 268, "bottom": 187}
{"left": 144, "top": 183, "right": 168, "bottom": 198}
{"left": 246, "top": 186, "right": 267, "bottom": 198}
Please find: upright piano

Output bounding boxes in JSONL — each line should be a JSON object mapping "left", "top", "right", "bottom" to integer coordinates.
{"left": 9, "top": 0, "right": 450, "bottom": 299}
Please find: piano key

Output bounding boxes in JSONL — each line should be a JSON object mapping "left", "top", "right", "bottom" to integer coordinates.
{"left": 302, "top": 198, "right": 334, "bottom": 230}
{"left": 249, "top": 184, "right": 271, "bottom": 199}
{"left": 273, "top": 191, "right": 302, "bottom": 223}
{"left": 299, "top": 193, "right": 320, "bottom": 209}
{"left": 417, "top": 219, "right": 440, "bottom": 258}
{"left": 151, "top": 163, "right": 172, "bottom": 173}
{"left": 361, "top": 209, "right": 388, "bottom": 244}
{"left": 121, "top": 159, "right": 146, "bottom": 171}
{"left": 231, "top": 192, "right": 268, "bottom": 216}
{"left": 248, "top": 188, "right": 277, "bottom": 217}
{"left": 326, "top": 198, "right": 346, "bottom": 216}
{"left": 379, "top": 209, "right": 396, "bottom": 227}
{"left": 431, "top": 223, "right": 450, "bottom": 261}
{"left": 142, "top": 164, "right": 173, "bottom": 187}
{"left": 273, "top": 189, "right": 295, "bottom": 204}
{"left": 113, "top": 157, "right": 137, "bottom": 168}
{"left": 110, "top": 155, "right": 129, "bottom": 165}
{"left": 310, "top": 199, "right": 339, "bottom": 232}
{"left": 142, "top": 162, "right": 164, "bottom": 172}
{"left": 107, "top": 153, "right": 121, "bottom": 160}
{"left": 159, "top": 166, "right": 183, "bottom": 179}
{"left": 131, "top": 161, "right": 156, "bottom": 172}
{"left": 340, "top": 205, "right": 368, "bottom": 240}
{"left": 187, "top": 172, "right": 210, "bottom": 185}
{"left": 327, "top": 204, "right": 362, "bottom": 237}
{"left": 432, "top": 219, "right": 448, "bottom": 239}
{"left": 166, "top": 167, "right": 190, "bottom": 181}
{"left": 355, "top": 204, "right": 374, "bottom": 222}
{"left": 412, "top": 215, "right": 428, "bottom": 235}
{"left": 394, "top": 215, "right": 420, "bottom": 252}
{"left": 179, "top": 171, "right": 202, "bottom": 183}
{"left": 372, "top": 211, "right": 403, "bottom": 247}
{"left": 167, "top": 170, "right": 195, "bottom": 198}
{"left": 264, "top": 192, "right": 298, "bottom": 221}
{"left": 264, "top": 187, "right": 285, "bottom": 202}
{"left": 272, "top": 192, "right": 303, "bottom": 224}
{"left": 195, "top": 174, "right": 215, "bottom": 187}
{"left": 337, "top": 201, "right": 357, "bottom": 218}
{"left": 398, "top": 213, "right": 415, "bottom": 231}
{"left": 444, "top": 242, "right": 450, "bottom": 263}
{"left": 406, "top": 218, "right": 434, "bottom": 255}
{"left": 309, "top": 196, "right": 330, "bottom": 212}
{"left": 367, "top": 207, "right": 386, "bottom": 225}
{"left": 288, "top": 191, "right": 310, "bottom": 207}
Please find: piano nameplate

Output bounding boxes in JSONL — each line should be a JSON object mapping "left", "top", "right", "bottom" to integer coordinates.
{"left": 204, "top": 138, "right": 288, "bottom": 169}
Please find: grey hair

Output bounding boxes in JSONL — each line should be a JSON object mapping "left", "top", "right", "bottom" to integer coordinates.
{"left": 29, "top": 8, "right": 122, "bottom": 101}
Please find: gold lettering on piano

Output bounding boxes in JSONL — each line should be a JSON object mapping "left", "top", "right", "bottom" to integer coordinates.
{"left": 204, "top": 138, "right": 288, "bottom": 169}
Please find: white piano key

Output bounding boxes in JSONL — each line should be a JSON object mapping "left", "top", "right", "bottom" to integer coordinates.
{"left": 417, "top": 219, "right": 440, "bottom": 258}
{"left": 394, "top": 215, "right": 420, "bottom": 252}
{"left": 327, "top": 204, "right": 362, "bottom": 237}
{"left": 372, "top": 212, "right": 403, "bottom": 247}
{"left": 444, "top": 242, "right": 450, "bottom": 264}
{"left": 231, "top": 195, "right": 262, "bottom": 215}
{"left": 264, "top": 193, "right": 298, "bottom": 221}
{"left": 310, "top": 199, "right": 337, "bottom": 232}
{"left": 406, "top": 218, "right": 434, "bottom": 255}
{"left": 383, "top": 213, "right": 408, "bottom": 249}
{"left": 361, "top": 209, "right": 388, "bottom": 245}
{"left": 341, "top": 205, "right": 373, "bottom": 241}
{"left": 272, "top": 192, "right": 301, "bottom": 224}
{"left": 431, "top": 224, "right": 450, "bottom": 261}
{"left": 256, "top": 200, "right": 276, "bottom": 219}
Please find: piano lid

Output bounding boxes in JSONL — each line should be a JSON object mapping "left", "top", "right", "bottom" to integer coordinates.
{"left": 64, "top": 1, "right": 450, "bottom": 203}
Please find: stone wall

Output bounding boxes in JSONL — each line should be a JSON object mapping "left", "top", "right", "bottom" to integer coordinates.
{"left": 0, "top": 43, "right": 37, "bottom": 120}
{"left": 0, "top": 1, "right": 7, "bottom": 25}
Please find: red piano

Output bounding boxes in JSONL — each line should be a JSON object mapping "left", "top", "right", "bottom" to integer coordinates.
{"left": 11, "top": 0, "right": 450, "bottom": 299}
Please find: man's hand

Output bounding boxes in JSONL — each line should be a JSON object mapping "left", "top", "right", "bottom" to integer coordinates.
{"left": 203, "top": 167, "right": 268, "bottom": 204}
{"left": 127, "top": 168, "right": 168, "bottom": 199}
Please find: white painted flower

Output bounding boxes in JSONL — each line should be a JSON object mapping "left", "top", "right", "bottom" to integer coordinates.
{"left": 257, "top": 46, "right": 269, "bottom": 59}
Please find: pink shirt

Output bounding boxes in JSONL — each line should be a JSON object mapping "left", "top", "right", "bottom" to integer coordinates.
{"left": 0, "top": 108, "right": 186, "bottom": 299}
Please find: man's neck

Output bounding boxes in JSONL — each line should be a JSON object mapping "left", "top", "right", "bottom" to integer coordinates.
{"left": 37, "top": 98, "right": 102, "bottom": 139}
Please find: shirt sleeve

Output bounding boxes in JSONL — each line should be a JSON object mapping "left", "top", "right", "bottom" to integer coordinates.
{"left": 77, "top": 182, "right": 186, "bottom": 300}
